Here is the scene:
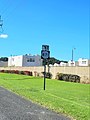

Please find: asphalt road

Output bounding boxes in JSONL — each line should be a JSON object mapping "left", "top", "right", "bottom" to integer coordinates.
{"left": 0, "top": 87, "right": 71, "bottom": 120}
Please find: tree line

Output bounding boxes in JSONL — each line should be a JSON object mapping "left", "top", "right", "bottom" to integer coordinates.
{"left": 43, "top": 57, "right": 68, "bottom": 65}
{"left": 0, "top": 57, "right": 8, "bottom": 61}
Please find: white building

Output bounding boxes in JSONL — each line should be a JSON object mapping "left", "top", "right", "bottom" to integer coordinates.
{"left": 54, "top": 63, "right": 60, "bottom": 66}
{"left": 8, "top": 54, "right": 42, "bottom": 67}
{"left": 60, "top": 62, "right": 68, "bottom": 66}
{"left": 0, "top": 61, "right": 8, "bottom": 67}
{"left": 78, "top": 58, "right": 90, "bottom": 66}
{"left": 68, "top": 60, "right": 76, "bottom": 66}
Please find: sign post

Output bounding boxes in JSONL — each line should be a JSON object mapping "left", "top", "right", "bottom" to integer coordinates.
{"left": 41, "top": 45, "right": 50, "bottom": 90}
{"left": 43, "top": 59, "right": 46, "bottom": 90}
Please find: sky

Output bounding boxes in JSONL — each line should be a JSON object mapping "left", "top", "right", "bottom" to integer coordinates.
{"left": 0, "top": 0, "right": 89, "bottom": 61}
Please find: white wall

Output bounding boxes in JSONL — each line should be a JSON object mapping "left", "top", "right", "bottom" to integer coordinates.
{"left": 8, "top": 55, "right": 23, "bottom": 66}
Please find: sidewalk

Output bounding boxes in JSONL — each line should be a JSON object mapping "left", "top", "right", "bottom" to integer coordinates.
{"left": 0, "top": 87, "right": 71, "bottom": 120}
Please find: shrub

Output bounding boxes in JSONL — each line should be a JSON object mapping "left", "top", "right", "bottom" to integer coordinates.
{"left": 19, "top": 71, "right": 24, "bottom": 75}
{"left": 23, "top": 71, "right": 32, "bottom": 76}
{"left": 0, "top": 70, "right": 33, "bottom": 76}
{"left": 15, "top": 70, "right": 19, "bottom": 74}
{"left": 41, "top": 72, "right": 52, "bottom": 79}
{"left": 0, "top": 70, "right": 5, "bottom": 72}
{"left": 56, "top": 73, "right": 80, "bottom": 83}
{"left": 56, "top": 73, "right": 64, "bottom": 80}
{"left": 4, "top": 70, "right": 9, "bottom": 73}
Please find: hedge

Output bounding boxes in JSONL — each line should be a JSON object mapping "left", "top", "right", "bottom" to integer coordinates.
{"left": 56, "top": 73, "right": 80, "bottom": 83}
{"left": 0, "top": 70, "right": 33, "bottom": 76}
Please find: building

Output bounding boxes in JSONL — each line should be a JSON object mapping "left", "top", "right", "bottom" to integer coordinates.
{"left": 78, "top": 58, "right": 90, "bottom": 66}
{"left": 8, "top": 54, "right": 42, "bottom": 67}
{"left": 68, "top": 60, "right": 76, "bottom": 66}
{"left": 60, "top": 62, "right": 68, "bottom": 66}
{"left": 54, "top": 63, "right": 60, "bottom": 66}
{"left": 0, "top": 61, "right": 8, "bottom": 67}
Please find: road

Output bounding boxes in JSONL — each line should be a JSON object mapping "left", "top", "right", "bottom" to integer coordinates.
{"left": 0, "top": 87, "right": 71, "bottom": 120}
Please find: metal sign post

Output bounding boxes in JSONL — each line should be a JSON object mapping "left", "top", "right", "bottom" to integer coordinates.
{"left": 41, "top": 45, "right": 50, "bottom": 90}
{"left": 43, "top": 59, "right": 46, "bottom": 90}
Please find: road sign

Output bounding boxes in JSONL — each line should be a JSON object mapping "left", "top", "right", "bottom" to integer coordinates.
{"left": 41, "top": 50, "right": 50, "bottom": 59}
{"left": 42, "top": 45, "right": 49, "bottom": 51}
{"left": 41, "top": 45, "right": 50, "bottom": 59}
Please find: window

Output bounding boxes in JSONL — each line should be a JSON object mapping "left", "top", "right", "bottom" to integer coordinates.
{"left": 27, "top": 58, "right": 35, "bottom": 62}
{"left": 27, "top": 59, "right": 29, "bottom": 62}
{"left": 82, "top": 61, "right": 86, "bottom": 64}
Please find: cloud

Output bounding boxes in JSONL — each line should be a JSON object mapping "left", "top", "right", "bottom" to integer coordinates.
{"left": 0, "top": 34, "right": 8, "bottom": 38}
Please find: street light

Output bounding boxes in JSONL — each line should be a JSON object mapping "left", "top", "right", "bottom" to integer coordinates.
{"left": 71, "top": 48, "right": 76, "bottom": 65}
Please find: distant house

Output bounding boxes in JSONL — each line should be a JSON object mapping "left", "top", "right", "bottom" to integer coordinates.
{"left": 68, "top": 60, "right": 76, "bottom": 66}
{"left": 0, "top": 61, "right": 8, "bottom": 67}
{"left": 78, "top": 58, "right": 90, "bottom": 66}
{"left": 60, "top": 62, "right": 68, "bottom": 66}
{"left": 8, "top": 54, "right": 42, "bottom": 67}
{"left": 54, "top": 63, "right": 60, "bottom": 66}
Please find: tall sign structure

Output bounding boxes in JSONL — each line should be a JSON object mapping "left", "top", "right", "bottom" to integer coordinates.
{"left": 41, "top": 45, "right": 50, "bottom": 90}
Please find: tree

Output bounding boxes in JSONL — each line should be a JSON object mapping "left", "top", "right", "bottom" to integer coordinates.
{"left": 42, "top": 57, "right": 68, "bottom": 65}
{"left": 0, "top": 57, "right": 8, "bottom": 61}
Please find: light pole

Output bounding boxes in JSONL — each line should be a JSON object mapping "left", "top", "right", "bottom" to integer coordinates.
{"left": 71, "top": 48, "right": 76, "bottom": 65}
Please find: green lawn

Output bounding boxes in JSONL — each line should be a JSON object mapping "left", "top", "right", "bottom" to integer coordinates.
{"left": 0, "top": 73, "right": 90, "bottom": 120}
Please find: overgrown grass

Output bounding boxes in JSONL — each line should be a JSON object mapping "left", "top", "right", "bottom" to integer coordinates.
{"left": 0, "top": 73, "right": 90, "bottom": 120}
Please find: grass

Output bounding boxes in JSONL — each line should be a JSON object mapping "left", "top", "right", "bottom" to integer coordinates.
{"left": 0, "top": 73, "right": 90, "bottom": 120}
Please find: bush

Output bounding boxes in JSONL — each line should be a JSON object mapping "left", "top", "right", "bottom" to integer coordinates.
{"left": 42, "top": 72, "right": 52, "bottom": 79}
{"left": 23, "top": 71, "right": 33, "bottom": 76}
{"left": 56, "top": 73, "right": 80, "bottom": 83}
{"left": 56, "top": 73, "right": 64, "bottom": 80}
{"left": 0, "top": 70, "right": 5, "bottom": 72}
{"left": 4, "top": 70, "right": 9, "bottom": 73}
{"left": 0, "top": 70, "right": 33, "bottom": 76}
{"left": 19, "top": 71, "right": 24, "bottom": 75}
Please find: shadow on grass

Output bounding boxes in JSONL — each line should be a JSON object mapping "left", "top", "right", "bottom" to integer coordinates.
{"left": 1, "top": 76, "right": 42, "bottom": 81}
{"left": 16, "top": 88, "right": 39, "bottom": 92}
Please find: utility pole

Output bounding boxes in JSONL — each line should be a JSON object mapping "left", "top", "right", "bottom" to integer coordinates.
{"left": 71, "top": 48, "right": 76, "bottom": 65}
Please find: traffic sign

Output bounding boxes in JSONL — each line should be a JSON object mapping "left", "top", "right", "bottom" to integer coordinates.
{"left": 41, "top": 50, "right": 50, "bottom": 59}
{"left": 42, "top": 45, "right": 49, "bottom": 51}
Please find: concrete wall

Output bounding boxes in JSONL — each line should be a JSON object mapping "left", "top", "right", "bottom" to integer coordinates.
{"left": 0, "top": 66, "right": 90, "bottom": 83}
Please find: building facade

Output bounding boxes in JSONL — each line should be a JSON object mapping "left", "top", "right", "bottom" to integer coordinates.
{"left": 0, "top": 61, "right": 8, "bottom": 67}
{"left": 8, "top": 54, "right": 42, "bottom": 67}
{"left": 78, "top": 58, "right": 90, "bottom": 66}
{"left": 60, "top": 62, "right": 68, "bottom": 66}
